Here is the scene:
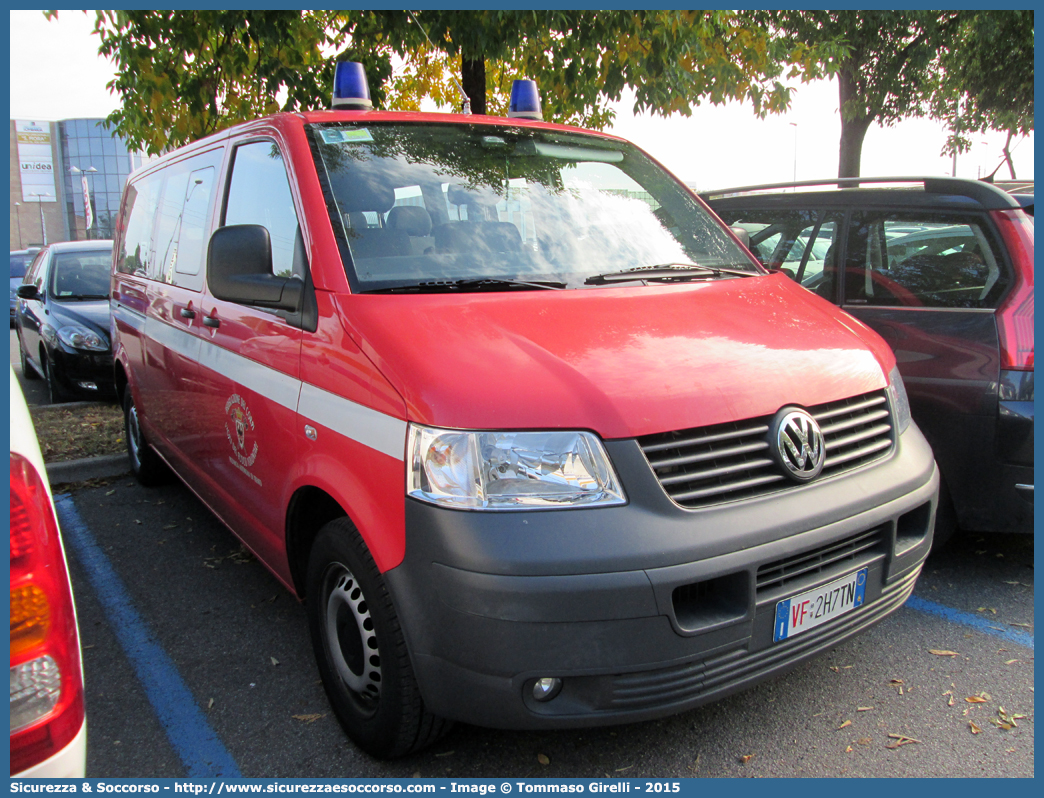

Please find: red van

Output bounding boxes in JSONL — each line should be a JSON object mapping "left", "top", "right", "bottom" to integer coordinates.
{"left": 110, "top": 69, "right": 939, "bottom": 758}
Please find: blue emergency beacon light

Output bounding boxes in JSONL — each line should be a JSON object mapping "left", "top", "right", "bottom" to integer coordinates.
{"left": 508, "top": 79, "right": 543, "bottom": 120}
{"left": 332, "top": 62, "right": 373, "bottom": 110}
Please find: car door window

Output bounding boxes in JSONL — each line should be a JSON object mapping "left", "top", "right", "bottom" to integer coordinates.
{"left": 845, "top": 213, "right": 1010, "bottom": 308}
{"left": 715, "top": 209, "right": 841, "bottom": 299}
{"left": 223, "top": 141, "right": 301, "bottom": 279}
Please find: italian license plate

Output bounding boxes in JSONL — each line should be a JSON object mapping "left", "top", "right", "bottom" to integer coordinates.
{"left": 773, "top": 567, "right": 868, "bottom": 642}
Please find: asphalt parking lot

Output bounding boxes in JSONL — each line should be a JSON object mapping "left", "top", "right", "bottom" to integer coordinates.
{"left": 11, "top": 330, "right": 1035, "bottom": 778}
{"left": 52, "top": 475, "right": 1032, "bottom": 779}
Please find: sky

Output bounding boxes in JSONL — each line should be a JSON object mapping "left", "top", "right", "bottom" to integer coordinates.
{"left": 8, "top": 9, "right": 1034, "bottom": 191}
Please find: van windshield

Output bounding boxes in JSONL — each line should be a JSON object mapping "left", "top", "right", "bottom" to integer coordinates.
{"left": 309, "top": 123, "right": 758, "bottom": 292}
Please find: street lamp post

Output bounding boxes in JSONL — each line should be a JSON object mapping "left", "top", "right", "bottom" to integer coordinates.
{"left": 70, "top": 165, "right": 98, "bottom": 240}
{"left": 30, "top": 192, "right": 52, "bottom": 246}
{"left": 789, "top": 122, "right": 798, "bottom": 187}
{"left": 14, "top": 202, "right": 23, "bottom": 249}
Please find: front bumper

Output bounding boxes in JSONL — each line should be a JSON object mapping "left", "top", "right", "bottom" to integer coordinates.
{"left": 52, "top": 347, "right": 116, "bottom": 397}
{"left": 385, "top": 424, "right": 939, "bottom": 729}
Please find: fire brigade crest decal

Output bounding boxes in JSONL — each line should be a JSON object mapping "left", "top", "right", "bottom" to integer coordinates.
{"left": 225, "top": 393, "right": 259, "bottom": 471}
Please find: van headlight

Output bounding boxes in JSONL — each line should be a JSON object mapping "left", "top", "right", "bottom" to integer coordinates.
{"left": 407, "top": 425, "right": 626, "bottom": 510}
{"left": 886, "top": 365, "right": 911, "bottom": 434}
{"left": 57, "top": 324, "right": 108, "bottom": 352}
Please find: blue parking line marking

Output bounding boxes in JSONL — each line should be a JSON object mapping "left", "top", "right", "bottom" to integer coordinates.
{"left": 55, "top": 494, "right": 243, "bottom": 778}
{"left": 905, "top": 595, "right": 1034, "bottom": 650}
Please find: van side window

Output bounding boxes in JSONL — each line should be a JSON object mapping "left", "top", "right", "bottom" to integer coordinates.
{"left": 154, "top": 169, "right": 191, "bottom": 283}
{"left": 117, "top": 176, "right": 161, "bottom": 277}
{"left": 845, "top": 213, "right": 1010, "bottom": 309}
{"left": 224, "top": 141, "right": 301, "bottom": 279}
{"left": 163, "top": 166, "right": 215, "bottom": 290}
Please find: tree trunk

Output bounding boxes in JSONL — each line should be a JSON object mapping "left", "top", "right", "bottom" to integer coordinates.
{"left": 837, "top": 69, "right": 872, "bottom": 179}
{"left": 461, "top": 57, "right": 485, "bottom": 115}
{"left": 1002, "top": 130, "right": 1017, "bottom": 179}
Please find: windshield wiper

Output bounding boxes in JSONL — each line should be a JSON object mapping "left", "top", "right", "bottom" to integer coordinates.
{"left": 585, "top": 263, "right": 755, "bottom": 285}
{"left": 64, "top": 294, "right": 110, "bottom": 300}
{"left": 368, "top": 277, "right": 567, "bottom": 294}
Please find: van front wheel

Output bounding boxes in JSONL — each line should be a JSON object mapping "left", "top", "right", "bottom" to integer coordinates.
{"left": 123, "top": 390, "right": 168, "bottom": 485}
{"left": 306, "top": 518, "right": 450, "bottom": 758}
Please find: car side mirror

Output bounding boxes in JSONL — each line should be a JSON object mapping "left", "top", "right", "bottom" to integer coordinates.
{"left": 729, "top": 226, "right": 750, "bottom": 249}
{"left": 16, "top": 284, "right": 39, "bottom": 300}
{"left": 207, "top": 225, "right": 302, "bottom": 312}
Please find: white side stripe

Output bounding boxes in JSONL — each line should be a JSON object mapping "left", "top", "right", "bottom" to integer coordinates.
{"left": 298, "top": 383, "right": 408, "bottom": 461}
{"left": 198, "top": 339, "right": 302, "bottom": 413}
{"left": 145, "top": 317, "right": 201, "bottom": 362}
{"left": 123, "top": 314, "right": 407, "bottom": 461}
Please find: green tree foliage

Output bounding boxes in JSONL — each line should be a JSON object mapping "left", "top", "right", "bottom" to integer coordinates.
{"left": 932, "top": 11, "right": 1034, "bottom": 179}
{"left": 53, "top": 9, "right": 843, "bottom": 156}
{"left": 752, "top": 10, "right": 1033, "bottom": 178}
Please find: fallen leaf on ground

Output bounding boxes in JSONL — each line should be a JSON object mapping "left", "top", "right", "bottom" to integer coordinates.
{"left": 929, "top": 650, "right": 958, "bottom": 657}
{"left": 857, "top": 707, "right": 874, "bottom": 712}
{"left": 885, "top": 734, "right": 921, "bottom": 749}
{"left": 977, "top": 607, "right": 997, "bottom": 614}
{"left": 969, "top": 722, "right": 981, "bottom": 734}
{"left": 838, "top": 720, "right": 852, "bottom": 730}
{"left": 1010, "top": 622, "right": 1032, "bottom": 628}
{"left": 537, "top": 753, "right": 550, "bottom": 765}
{"left": 207, "top": 698, "right": 214, "bottom": 710}
{"left": 845, "top": 745, "right": 853, "bottom": 753}
{"left": 1005, "top": 659, "right": 1021, "bottom": 665}
{"left": 858, "top": 738, "right": 872, "bottom": 746}
{"left": 270, "top": 657, "right": 279, "bottom": 666}
{"left": 292, "top": 713, "right": 325, "bottom": 723}
{"left": 739, "top": 755, "right": 754, "bottom": 764}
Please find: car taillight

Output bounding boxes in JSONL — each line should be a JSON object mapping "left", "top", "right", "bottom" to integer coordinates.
{"left": 991, "top": 209, "right": 1034, "bottom": 371}
{"left": 9, "top": 453, "right": 84, "bottom": 775}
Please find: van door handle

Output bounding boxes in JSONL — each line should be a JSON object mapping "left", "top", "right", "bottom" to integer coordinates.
{"left": 179, "top": 307, "right": 196, "bottom": 319}
{"left": 203, "top": 315, "right": 220, "bottom": 328}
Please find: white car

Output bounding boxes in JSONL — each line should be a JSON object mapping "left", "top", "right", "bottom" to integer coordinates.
{"left": 9, "top": 368, "right": 87, "bottom": 776}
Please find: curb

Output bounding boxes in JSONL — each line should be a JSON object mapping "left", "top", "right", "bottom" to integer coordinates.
{"left": 46, "top": 453, "right": 130, "bottom": 485}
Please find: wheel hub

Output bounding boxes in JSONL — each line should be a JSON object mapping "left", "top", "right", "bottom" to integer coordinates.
{"left": 324, "top": 564, "right": 382, "bottom": 700}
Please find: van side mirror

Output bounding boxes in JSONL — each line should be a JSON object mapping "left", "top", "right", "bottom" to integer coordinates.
{"left": 207, "top": 225, "right": 302, "bottom": 311}
{"left": 730, "top": 226, "right": 750, "bottom": 249}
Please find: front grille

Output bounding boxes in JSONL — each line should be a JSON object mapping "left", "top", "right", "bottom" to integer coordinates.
{"left": 755, "top": 526, "right": 887, "bottom": 597}
{"left": 638, "top": 390, "right": 893, "bottom": 508}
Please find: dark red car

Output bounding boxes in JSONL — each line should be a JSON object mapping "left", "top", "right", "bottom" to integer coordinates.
{"left": 706, "top": 177, "right": 1033, "bottom": 540}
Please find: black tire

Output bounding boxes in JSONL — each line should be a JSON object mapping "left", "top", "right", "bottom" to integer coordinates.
{"left": 123, "top": 389, "right": 169, "bottom": 485}
{"left": 306, "top": 518, "right": 450, "bottom": 758}
{"left": 42, "top": 354, "right": 70, "bottom": 404}
{"left": 18, "top": 336, "right": 40, "bottom": 380}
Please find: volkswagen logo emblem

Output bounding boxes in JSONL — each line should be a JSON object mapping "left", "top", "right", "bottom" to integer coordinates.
{"left": 770, "top": 408, "right": 826, "bottom": 482}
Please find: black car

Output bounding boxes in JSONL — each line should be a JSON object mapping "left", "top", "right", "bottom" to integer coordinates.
{"left": 16, "top": 240, "right": 116, "bottom": 403}
{"left": 704, "top": 177, "right": 1033, "bottom": 540}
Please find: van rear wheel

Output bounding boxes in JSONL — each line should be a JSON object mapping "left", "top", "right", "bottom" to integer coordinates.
{"left": 123, "top": 390, "right": 168, "bottom": 485}
{"left": 306, "top": 518, "right": 450, "bottom": 758}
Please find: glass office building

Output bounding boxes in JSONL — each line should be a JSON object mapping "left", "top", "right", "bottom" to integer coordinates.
{"left": 56, "top": 118, "right": 145, "bottom": 241}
